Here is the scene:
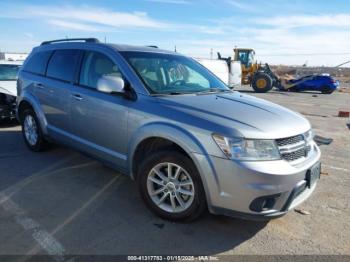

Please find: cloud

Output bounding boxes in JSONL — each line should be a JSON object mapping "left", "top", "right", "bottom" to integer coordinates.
{"left": 12, "top": 4, "right": 225, "bottom": 35}
{"left": 145, "top": 0, "right": 190, "bottom": 4}
{"left": 24, "top": 33, "right": 34, "bottom": 38}
{"left": 26, "top": 5, "right": 169, "bottom": 29}
{"left": 47, "top": 20, "right": 109, "bottom": 32}
{"left": 256, "top": 14, "right": 350, "bottom": 28}
{"left": 1, "top": 2, "right": 350, "bottom": 66}
{"left": 225, "top": 0, "right": 252, "bottom": 11}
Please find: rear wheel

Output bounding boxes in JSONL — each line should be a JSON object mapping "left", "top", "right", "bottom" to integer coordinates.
{"left": 252, "top": 73, "right": 273, "bottom": 93}
{"left": 137, "top": 150, "right": 206, "bottom": 221}
{"left": 21, "top": 108, "right": 47, "bottom": 151}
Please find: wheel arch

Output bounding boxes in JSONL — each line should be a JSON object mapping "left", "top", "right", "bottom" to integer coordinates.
{"left": 17, "top": 94, "right": 48, "bottom": 135}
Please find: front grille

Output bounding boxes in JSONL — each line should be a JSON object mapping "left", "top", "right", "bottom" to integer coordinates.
{"left": 276, "top": 135, "right": 304, "bottom": 147}
{"left": 281, "top": 148, "right": 307, "bottom": 162}
{"left": 276, "top": 134, "right": 310, "bottom": 162}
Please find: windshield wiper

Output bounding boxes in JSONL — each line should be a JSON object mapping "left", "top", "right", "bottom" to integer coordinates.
{"left": 151, "top": 89, "right": 231, "bottom": 96}
{"left": 151, "top": 91, "right": 193, "bottom": 96}
{"left": 196, "top": 88, "right": 231, "bottom": 95}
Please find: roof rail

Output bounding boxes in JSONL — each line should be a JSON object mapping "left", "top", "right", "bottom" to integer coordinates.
{"left": 41, "top": 38, "right": 100, "bottom": 46}
{"left": 147, "top": 45, "right": 159, "bottom": 48}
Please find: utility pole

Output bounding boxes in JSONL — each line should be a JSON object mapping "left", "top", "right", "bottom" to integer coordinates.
{"left": 210, "top": 48, "right": 213, "bottom": 60}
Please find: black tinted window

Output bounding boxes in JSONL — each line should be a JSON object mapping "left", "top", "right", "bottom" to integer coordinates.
{"left": 47, "top": 50, "right": 80, "bottom": 82}
{"left": 79, "top": 51, "right": 121, "bottom": 89}
{"left": 23, "top": 51, "right": 52, "bottom": 75}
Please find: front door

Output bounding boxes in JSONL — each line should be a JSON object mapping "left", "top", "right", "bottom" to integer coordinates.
{"left": 70, "top": 50, "right": 129, "bottom": 169}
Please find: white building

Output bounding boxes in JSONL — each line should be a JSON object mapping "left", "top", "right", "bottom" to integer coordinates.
{"left": 0, "top": 52, "right": 28, "bottom": 61}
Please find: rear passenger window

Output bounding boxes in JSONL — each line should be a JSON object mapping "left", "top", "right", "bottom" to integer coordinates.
{"left": 46, "top": 50, "right": 80, "bottom": 82}
{"left": 23, "top": 51, "right": 52, "bottom": 75}
{"left": 79, "top": 51, "right": 122, "bottom": 89}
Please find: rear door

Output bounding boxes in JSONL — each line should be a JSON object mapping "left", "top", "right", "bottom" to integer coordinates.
{"left": 70, "top": 50, "right": 129, "bottom": 169}
{"left": 42, "top": 49, "right": 81, "bottom": 138}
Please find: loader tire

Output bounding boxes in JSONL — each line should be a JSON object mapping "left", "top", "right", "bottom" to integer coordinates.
{"left": 252, "top": 73, "right": 273, "bottom": 93}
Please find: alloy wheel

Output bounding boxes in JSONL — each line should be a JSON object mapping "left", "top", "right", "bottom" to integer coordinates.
{"left": 23, "top": 115, "right": 38, "bottom": 146}
{"left": 146, "top": 162, "right": 195, "bottom": 213}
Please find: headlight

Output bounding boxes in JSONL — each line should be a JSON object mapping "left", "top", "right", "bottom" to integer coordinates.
{"left": 305, "top": 129, "right": 314, "bottom": 142}
{"left": 213, "top": 134, "right": 281, "bottom": 161}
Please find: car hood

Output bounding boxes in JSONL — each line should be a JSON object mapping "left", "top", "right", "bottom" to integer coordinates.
{"left": 0, "top": 81, "right": 17, "bottom": 96}
{"left": 156, "top": 92, "right": 310, "bottom": 139}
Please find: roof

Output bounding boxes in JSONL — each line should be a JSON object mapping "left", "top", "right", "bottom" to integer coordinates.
{"left": 109, "top": 44, "right": 177, "bottom": 55}
{"left": 35, "top": 39, "right": 178, "bottom": 55}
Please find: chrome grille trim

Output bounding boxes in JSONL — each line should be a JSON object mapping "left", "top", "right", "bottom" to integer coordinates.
{"left": 278, "top": 140, "right": 306, "bottom": 154}
{"left": 276, "top": 135, "right": 304, "bottom": 147}
{"left": 276, "top": 134, "right": 310, "bottom": 162}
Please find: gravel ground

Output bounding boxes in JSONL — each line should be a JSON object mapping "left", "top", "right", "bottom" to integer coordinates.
{"left": 0, "top": 86, "right": 349, "bottom": 258}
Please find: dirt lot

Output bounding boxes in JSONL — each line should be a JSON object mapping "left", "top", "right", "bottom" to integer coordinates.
{"left": 0, "top": 86, "right": 349, "bottom": 259}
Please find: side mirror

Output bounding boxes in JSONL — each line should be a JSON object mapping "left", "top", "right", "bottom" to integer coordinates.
{"left": 97, "top": 75, "right": 125, "bottom": 94}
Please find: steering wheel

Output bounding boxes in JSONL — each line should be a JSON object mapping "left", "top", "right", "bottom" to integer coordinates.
{"left": 172, "top": 80, "right": 186, "bottom": 86}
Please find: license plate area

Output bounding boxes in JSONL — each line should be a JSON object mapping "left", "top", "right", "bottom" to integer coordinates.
{"left": 306, "top": 162, "right": 321, "bottom": 188}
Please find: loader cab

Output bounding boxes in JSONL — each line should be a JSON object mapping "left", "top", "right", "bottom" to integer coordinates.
{"left": 234, "top": 48, "right": 256, "bottom": 68}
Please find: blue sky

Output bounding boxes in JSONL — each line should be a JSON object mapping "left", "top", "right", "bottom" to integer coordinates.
{"left": 1, "top": 0, "right": 350, "bottom": 66}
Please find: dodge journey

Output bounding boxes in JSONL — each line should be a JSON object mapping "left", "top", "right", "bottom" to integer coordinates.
{"left": 17, "top": 38, "right": 321, "bottom": 221}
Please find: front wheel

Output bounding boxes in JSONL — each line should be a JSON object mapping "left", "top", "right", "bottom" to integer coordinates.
{"left": 252, "top": 73, "right": 273, "bottom": 93}
{"left": 321, "top": 85, "right": 334, "bottom": 94}
{"left": 137, "top": 150, "right": 207, "bottom": 221}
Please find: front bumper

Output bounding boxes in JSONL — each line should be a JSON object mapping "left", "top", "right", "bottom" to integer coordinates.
{"left": 192, "top": 142, "right": 321, "bottom": 220}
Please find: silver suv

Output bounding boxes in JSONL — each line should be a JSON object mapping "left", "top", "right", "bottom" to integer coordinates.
{"left": 17, "top": 38, "right": 321, "bottom": 221}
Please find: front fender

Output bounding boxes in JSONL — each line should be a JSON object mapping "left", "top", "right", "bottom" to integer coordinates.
{"left": 127, "top": 122, "right": 221, "bottom": 207}
{"left": 17, "top": 92, "right": 48, "bottom": 135}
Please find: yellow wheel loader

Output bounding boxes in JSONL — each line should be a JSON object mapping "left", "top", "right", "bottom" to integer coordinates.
{"left": 233, "top": 48, "right": 340, "bottom": 94}
{"left": 233, "top": 48, "right": 280, "bottom": 93}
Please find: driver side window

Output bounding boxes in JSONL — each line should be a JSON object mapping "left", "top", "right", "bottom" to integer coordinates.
{"left": 168, "top": 63, "right": 210, "bottom": 88}
{"left": 79, "top": 51, "right": 122, "bottom": 89}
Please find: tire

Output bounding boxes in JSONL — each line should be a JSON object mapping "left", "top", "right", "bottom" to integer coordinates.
{"left": 321, "top": 86, "right": 334, "bottom": 94}
{"left": 252, "top": 73, "right": 273, "bottom": 93}
{"left": 137, "top": 150, "right": 207, "bottom": 222}
{"left": 21, "top": 108, "right": 47, "bottom": 151}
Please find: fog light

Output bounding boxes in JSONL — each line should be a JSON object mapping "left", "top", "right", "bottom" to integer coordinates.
{"left": 249, "top": 193, "right": 281, "bottom": 212}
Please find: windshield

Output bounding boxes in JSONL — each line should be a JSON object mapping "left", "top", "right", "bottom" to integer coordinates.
{"left": 121, "top": 51, "right": 229, "bottom": 95}
{"left": 0, "top": 64, "right": 21, "bottom": 81}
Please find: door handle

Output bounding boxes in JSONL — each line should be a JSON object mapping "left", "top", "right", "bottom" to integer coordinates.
{"left": 72, "top": 94, "right": 83, "bottom": 101}
{"left": 34, "top": 82, "right": 44, "bottom": 89}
